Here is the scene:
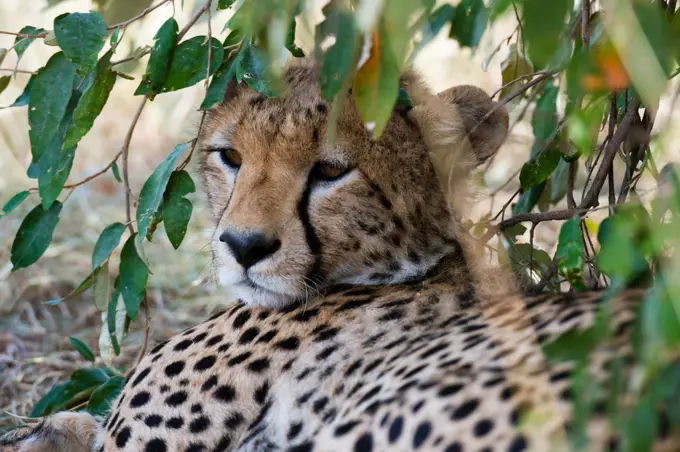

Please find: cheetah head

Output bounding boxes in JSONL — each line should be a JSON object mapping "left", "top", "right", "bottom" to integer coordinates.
{"left": 198, "top": 60, "right": 508, "bottom": 308}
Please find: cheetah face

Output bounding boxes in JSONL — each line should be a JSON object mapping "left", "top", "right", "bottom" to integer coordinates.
{"left": 199, "top": 63, "right": 508, "bottom": 308}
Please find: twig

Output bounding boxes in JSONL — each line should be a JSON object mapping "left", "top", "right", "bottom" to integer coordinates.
{"left": 581, "top": 0, "right": 591, "bottom": 45}
{"left": 528, "top": 255, "right": 559, "bottom": 294}
{"left": 107, "top": 0, "right": 172, "bottom": 30}
{"left": 111, "top": 49, "right": 151, "bottom": 66}
{"left": 491, "top": 71, "right": 551, "bottom": 99}
{"left": 579, "top": 100, "right": 640, "bottom": 209}
{"left": 63, "top": 151, "right": 123, "bottom": 190}
{"left": 498, "top": 207, "right": 589, "bottom": 230}
{"left": 567, "top": 162, "right": 576, "bottom": 209}
{"left": 135, "top": 296, "right": 152, "bottom": 366}
{"left": 0, "top": 67, "right": 36, "bottom": 74}
{"left": 121, "top": 97, "right": 148, "bottom": 235}
{"left": 177, "top": 0, "right": 212, "bottom": 41}
{"left": 0, "top": 30, "right": 47, "bottom": 38}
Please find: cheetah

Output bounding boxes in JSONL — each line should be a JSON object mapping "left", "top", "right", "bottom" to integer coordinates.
{"left": 1, "top": 60, "right": 674, "bottom": 452}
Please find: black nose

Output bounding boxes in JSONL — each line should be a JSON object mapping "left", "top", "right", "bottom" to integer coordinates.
{"left": 219, "top": 229, "right": 281, "bottom": 269}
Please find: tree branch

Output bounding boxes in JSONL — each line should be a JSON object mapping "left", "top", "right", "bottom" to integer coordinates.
{"left": 177, "top": 0, "right": 212, "bottom": 41}
{"left": 121, "top": 97, "right": 148, "bottom": 236}
{"left": 498, "top": 208, "right": 589, "bottom": 230}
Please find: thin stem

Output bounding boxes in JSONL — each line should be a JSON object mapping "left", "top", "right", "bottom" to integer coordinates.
{"left": 0, "top": 30, "right": 47, "bottom": 38}
{"left": 107, "top": 0, "right": 172, "bottom": 30}
{"left": 177, "top": 0, "right": 212, "bottom": 41}
{"left": 491, "top": 71, "right": 551, "bottom": 99}
{"left": 121, "top": 97, "right": 148, "bottom": 236}
{"left": 0, "top": 67, "right": 36, "bottom": 74}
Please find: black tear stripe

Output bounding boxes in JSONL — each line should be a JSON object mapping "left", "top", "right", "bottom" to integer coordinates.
{"left": 297, "top": 173, "right": 325, "bottom": 291}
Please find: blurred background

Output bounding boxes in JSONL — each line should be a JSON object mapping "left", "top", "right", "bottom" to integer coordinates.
{"left": 0, "top": 0, "right": 678, "bottom": 427}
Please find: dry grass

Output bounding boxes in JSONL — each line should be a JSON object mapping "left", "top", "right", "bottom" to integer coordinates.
{"left": 0, "top": 0, "right": 678, "bottom": 431}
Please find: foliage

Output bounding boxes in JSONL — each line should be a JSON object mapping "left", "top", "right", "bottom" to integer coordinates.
{"left": 1, "top": 0, "right": 680, "bottom": 447}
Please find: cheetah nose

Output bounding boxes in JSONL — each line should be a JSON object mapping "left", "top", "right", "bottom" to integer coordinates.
{"left": 219, "top": 229, "right": 281, "bottom": 269}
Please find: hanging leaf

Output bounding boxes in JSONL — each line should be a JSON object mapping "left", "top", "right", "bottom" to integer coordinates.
{"left": 87, "top": 376, "right": 125, "bottom": 417}
{"left": 10, "top": 201, "right": 62, "bottom": 271}
{"left": 111, "top": 161, "right": 122, "bottom": 182}
{"left": 10, "top": 76, "right": 33, "bottom": 107}
{"left": 286, "top": 16, "right": 304, "bottom": 58}
{"left": 550, "top": 158, "right": 570, "bottom": 203}
{"left": 53, "top": 11, "right": 107, "bottom": 74}
{"left": 237, "top": 43, "right": 277, "bottom": 97}
{"left": 63, "top": 52, "right": 117, "bottom": 149}
{"left": 555, "top": 218, "right": 584, "bottom": 283}
{"left": 449, "top": 0, "right": 487, "bottom": 48}
{"left": 37, "top": 148, "right": 75, "bottom": 209}
{"left": 45, "top": 266, "right": 101, "bottom": 306}
{"left": 519, "top": 146, "right": 561, "bottom": 190}
{"left": 69, "top": 336, "right": 96, "bottom": 362}
{"left": 1, "top": 191, "right": 31, "bottom": 218}
{"left": 0, "top": 48, "right": 6, "bottom": 65}
{"left": 28, "top": 52, "right": 76, "bottom": 163}
{"left": 315, "top": 5, "right": 356, "bottom": 101}
{"left": 512, "top": 181, "right": 546, "bottom": 216}
{"left": 200, "top": 50, "right": 244, "bottom": 110}
{"left": 93, "top": 260, "right": 111, "bottom": 311}
{"left": 92, "top": 222, "right": 126, "bottom": 269}
{"left": 520, "top": 0, "right": 573, "bottom": 69}
{"left": 499, "top": 44, "right": 534, "bottom": 101}
{"left": 0, "top": 76, "right": 11, "bottom": 95}
{"left": 136, "top": 143, "right": 188, "bottom": 242}
{"left": 13, "top": 26, "right": 45, "bottom": 65}
{"left": 134, "top": 18, "right": 179, "bottom": 98}
{"left": 217, "top": 0, "right": 237, "bottom": 10}
{"left": 163, "top": 171, "right": 195, "bottom": 249}
{"left": 530, "top": 81, "right": 559, "bottom": 156}
{"left": 118, "top": 234, "right": 148, "bottom": 321}
{"left": 161, "top": 36, "right": 224, "bottom": 93}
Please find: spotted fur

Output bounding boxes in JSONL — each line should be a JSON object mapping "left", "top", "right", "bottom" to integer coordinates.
{"left": 3, "top": 61, "right": 674, "bottom": 452}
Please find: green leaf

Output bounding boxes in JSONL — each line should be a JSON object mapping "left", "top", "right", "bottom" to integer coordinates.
{"left": 286, "top": 16, "right": 304, "bottom": 58}
{"left": 37, "top": 148, "right": 75, "bottom": 209}
{"left": 45, "top": 266, "right": 101, "bottom": 306}
{"left": 0, "top": 76, "right": 10, "bottom": 95}
{"left": 70, "top": 368, "right": 109, "bottom": 387}
{"left": 10, "top": 201, "right": 62, "bottom": 271}
{"left": 93, "top": 260, "right": 111, "bottom": 311}
{"left": 63, "top": 52, "right": 117, "bottom": 149}
{"left": 412, "top": 4, "right": 456, "bottom": 57}
{"left": 0, "top": 48, "right": 5, "bottom": 65}
{"left": 119, "top": 234, "right": 149, "bottom": 321}
{"left": 520, "top": 0, "right": 573, "bottom": 69}
{"left": 530, "top": 81, "right": 559, "bottom": 156}
{"left": 87, "top": 376, "right": 125, "bottom": 417}
{"left": 69, "top": 336, "right": 96, "bottom": 362}
{"left": 136, "top": 143, "right": 188, "bottom": 242}
{"left": 519, "top": 146, "right": 560, "bottom": 190}
{"left": 134, "top": 18, "right": 179, "bottom": 98}
{"left": 498, "top": 44, "right": 534, "bottom": 101}
{"left": 163, "top": 170, "right": 195, "bottom": 249}
{"left": 111, "top": 161, "right": 122, "bottom": 182}
{"left": 14, "top": 26, "right": 45, "bottom": 64}
{"left": 550, "top": 158, "right": 570, "bottom": 203}
{"left": 53, "top": 11, "right": 107, "bottom": 74}
{"left": 489, "top": 0, "right": 513, "bottom": 21}
{"left": 543, "top": 325, "right": 600, "bottom": 362}
{"left": 315, "top": 5, "right": 356, "bottom": 101}
{"left": 10, "top": 76, "right": 33, "bottom": 107}
{"left": 0, "top": 190, "right": 30, "bottom": 218}
{"left": 217, "top": 0, "right": 236, "bottom": 9}
{"left": 449, "top": 0, "right": 487, "bottom": 48}
{"left": 107, "top": 280, "right": 122, "bottom": 355}
{"left": 555, "top": 218, "right": 584, "bottom": 282}
{"left": 28, "top": 52, "right": 76, "bottom": 163}
{"left": 597, "top": 214, "right": 649, "bottom": 282}
{"left": 92, "top": 222, "right": 126, "bottom": 269}
{"left": 200, "top": 51, "right": 242, "bottom": 110}
{"left": 237, "top": 43, "right": 277, "bottom": 97}
{"left": 512, "top": 181, "right": 546, "bottom": 216}
{"left": 162, "top": 36, "right": 224, "bottom": 93}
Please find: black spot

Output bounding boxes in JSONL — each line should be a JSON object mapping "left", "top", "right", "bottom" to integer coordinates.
{"left": 166, "top": 417, "right": 184, "bottom": 429}
{"left": 297, "top": 389, "right": 315, "bottom": 405}
{"left": 257, "top": 330, "right": 278, "bottom": 343}
{"left": 412, "top": 400, "right": 425, "bottom": 413}
{"left": 145, "top": 438, "right": 167, "bottom": 452}
{"left": 224, "top": 412, "right": 245, "bottom": 430}
{"left": 358, "top": 385, "right": 381, "bottom": 405}
{"left": 451, "top": 399, "right": 479, "bottom": 420}
{"left": 355, "top": 432, "right": 373, "bottom": 452}
{"left": 344, "top": 359, "right": 363, "bottom": 377}
{"left": 438, "top": 383, "right": 464, "bottom": 397}
{"left": 312, "top": 326, "right": 341, "bottom": 342}
{"left": 419, "top": 342, "right": 449, "bottom": 359}
{"left": 214, "top": 384, "right": 236, "bottom": 402}
{"left": 312, "top": 396, "right": 329, "bottom": 414}
{"left": 214, "top": 435, "right": 232, "bottom": 451}
{"left": 173, "top": 339, "right": 192, "bottom": 351}
{"left": 159, "top": 384, "right": 170, "bottom": 393}
{"left": 189, "top": 416, "right": 211, "bottom": 433}
{"left": 289, "top": 442, "right": 313, "bottom": 452}
{"left": 185, "top": 443, "right": 206, "bottom": 452}
{"left": 150, "top": 340, "right": 169, "bottom": 354}
{"left": 130, "top": 391, "right": 151, "bottom": 408}
{"left": 389, "top": 416, "right": 404, "bottom": 443}
{"left": 165, "top": 391, "right": 188, "bottom": 407}
{"left": 482, "top": 376, "right": 505, "bottom": 387}
{"left": 296, "top": 367, "right": 313, "bottom": 380}
{"left": 233, "top": 311, "right": 251, "bottom": 328}
{"left": 218, "top": 343, "right": 231, "bottom": 353}
{"left": 501, "top": 385, "right": 517, "bottom": 400}
{"left": 192, "top": 332, "right": 208, "bottom": 343}
{"left": 248, "top": 357, "right": 270, "bottom": 373}
{"left": 239, "top": 327, "right": 260, "bottom": 344}
{"left": 509, "top": 434, "right": 528, "bottom": 452}
{"left": 316, "top": 345, "right": 338, "bottom": 361}
{"left": 403, "top": 364, "right": 428, "bottom": 380}
{"left": 549, "top": 370, "right": 571, "bottom": 382}
{"left": 208, "top": 309, "right": 226, "bottom": 321}
{"left": 336, "top": 298, "right": 374, "bottom": 312}
{"left": 413, "top": 422, "right": 431, "bottom": 448}
{"left": 445, "top": 444, "right": 463, "bottom": 452}
{"left": 363, "top": 358, "right": 384, "bottom": 375}
{"left": 292, "top": 309, "right": 320, "bottom": 322}
{"left": 201, "top": 375, "right": 218, "bottom": 392}
{"left": 316, "top": 103, "right": 327, "bottom": 113}
{"left": 335, "top": 420, "right": 361, "bottom": 436}
{"left": 474, "top": 419, "right": 494, "bottom": 437}
{"left": 206, "top": 335, "right": 224, "bottom": 346}
{"left": 275, "top": 337, "right": 301, "bottom": 350}
{"left": 193, "top": 355, "right": 216, "bottom": 371}
{"left": 145, "top": 415, "right": 163, "bottom": 427}
{"left": 228, "top": 351, "right": 252, "bottom": 366}
{"left": 254, "top": 381, "right": 269, "bottom": 405}
{"left": 164, "top": 361, "right": 185, "bottom": 377}
{"left": 115, "top": 426, "right": 131, "bottom": 447}
{"left": 191, "top": 403, "right": 202, "bottom": 413}
{"left": 131, "top": 368, "right": 151, "bottom": 387}
{"left": 288, "top": 422, "right": 303, "bottom": 440}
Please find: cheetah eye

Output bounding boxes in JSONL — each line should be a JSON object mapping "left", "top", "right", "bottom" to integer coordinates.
{"left": 214, "top": 147, "right": 242, "bottom": 169}
{"left": 311, "top": 161, "right": 350, "bottom": 182}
